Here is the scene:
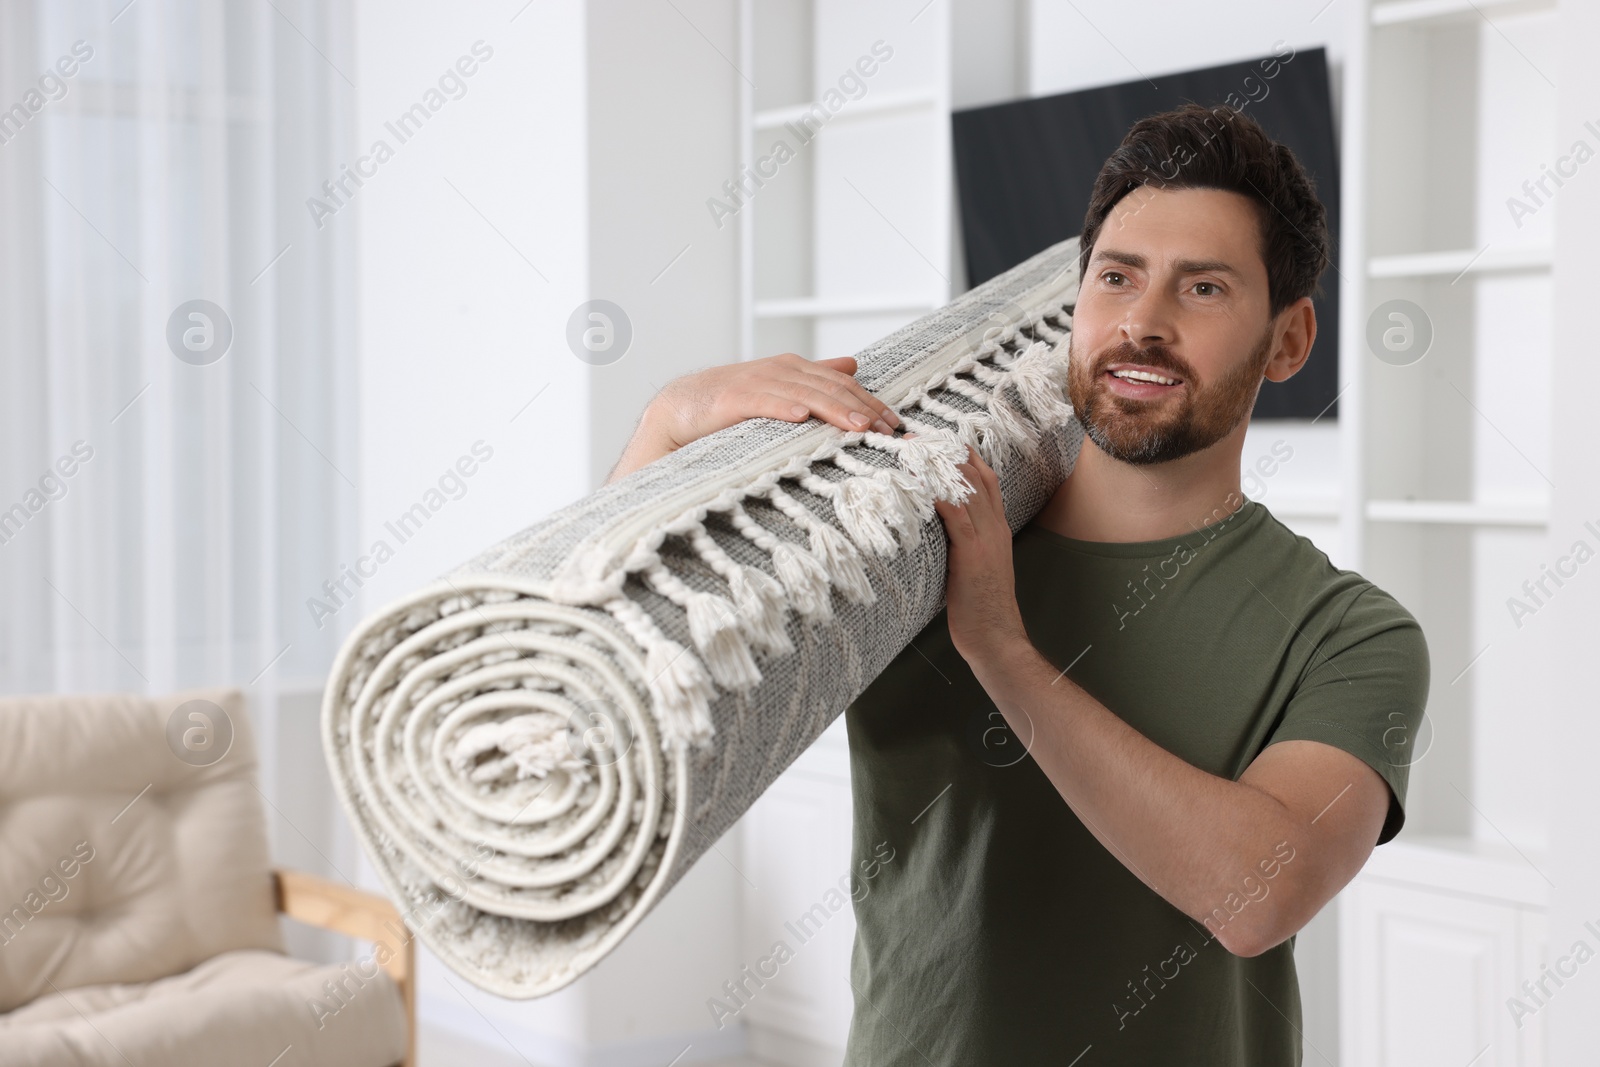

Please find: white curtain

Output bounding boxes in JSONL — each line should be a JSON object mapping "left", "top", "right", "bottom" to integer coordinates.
{"left": 0, "top": 0, "right": 356, "bottom": 698}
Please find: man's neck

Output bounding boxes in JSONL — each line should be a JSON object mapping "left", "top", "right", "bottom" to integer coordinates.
{"left": 1031, "top": 423, "right": 1250, "bottom": 544}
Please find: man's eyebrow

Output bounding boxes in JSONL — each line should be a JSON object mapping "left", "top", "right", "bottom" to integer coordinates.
{"left": 1089, "top": 250, "right": 1242, "bottom": 277}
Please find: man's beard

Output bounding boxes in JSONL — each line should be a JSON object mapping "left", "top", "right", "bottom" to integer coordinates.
{"left": 1065, "top": 324, "right": 1274, "bottom": 467}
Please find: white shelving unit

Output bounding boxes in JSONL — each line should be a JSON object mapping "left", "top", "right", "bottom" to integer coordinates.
{"left": 1339, "top": 0, "right": 1562, "bottom": 1061}
{"left": 727, "top": 2, "right": 1584, "bottom": 1061}
{"left": 736, "top": 0, "right": 952, "bottom": 367}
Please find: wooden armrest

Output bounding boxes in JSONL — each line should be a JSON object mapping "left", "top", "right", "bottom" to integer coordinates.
{"left": 273, "top": 868, "right": 415, "bottom": 1067}
{"left": 274, "top": 868, "right": 403, "bottom": 946}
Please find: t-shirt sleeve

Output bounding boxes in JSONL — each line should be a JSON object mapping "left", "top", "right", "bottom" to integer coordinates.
{"left": 1261, "top": 583, "right": 1431, "bottom": 845}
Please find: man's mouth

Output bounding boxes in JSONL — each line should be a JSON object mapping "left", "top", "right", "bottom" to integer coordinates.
{"left": 1102, "top": 363, "right": 1184, "bottom": 397}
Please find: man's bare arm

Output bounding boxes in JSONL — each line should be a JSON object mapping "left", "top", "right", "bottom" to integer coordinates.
{"left": 605, "top": 403, "right": 681, "bottom": 485}
{"left": 604, "top": 353, "right": 901, "bottom": 486}
{"left": 933, "top": 440, "right": 1389, "bottom": 959}
{"left": 972, "top": 639, "right": 1391, "bottom": 958}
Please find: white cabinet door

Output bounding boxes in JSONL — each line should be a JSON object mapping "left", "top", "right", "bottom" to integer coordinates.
{"left": 1341, "top": 879, "right": 1543, "bottom": 1066}
{"left": 1514, "top": 907, "right": 1548, "bottom": 1067}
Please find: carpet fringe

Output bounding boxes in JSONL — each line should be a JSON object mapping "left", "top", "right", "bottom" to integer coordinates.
{"left": 542, "top": 296, "right": 1075, "bottom": 751}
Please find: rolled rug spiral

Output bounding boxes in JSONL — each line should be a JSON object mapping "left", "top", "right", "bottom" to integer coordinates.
{"left": 321, "top": 235, "right": 1088, "bottom": 997}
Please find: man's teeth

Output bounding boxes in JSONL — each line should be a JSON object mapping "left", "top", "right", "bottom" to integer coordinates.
{"left": 1111, "top": 369, "right": 1179, "bottom": 385}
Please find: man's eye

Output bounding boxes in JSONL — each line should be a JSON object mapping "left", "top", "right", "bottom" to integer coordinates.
{"left": 1194, "top": 281, "right": 1220, "bottom": 296}
{"left": 1101, "top": 272, "right": 1126, "bottom": 286}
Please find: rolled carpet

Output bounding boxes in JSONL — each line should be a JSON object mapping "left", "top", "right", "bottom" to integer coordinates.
{"left": 321, "top": 235, "right": 1087, "bottom": 997}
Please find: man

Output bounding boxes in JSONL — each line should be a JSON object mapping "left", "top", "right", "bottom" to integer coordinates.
{"left": 608, "top": 104, "right": 1428, "bottom": 1064}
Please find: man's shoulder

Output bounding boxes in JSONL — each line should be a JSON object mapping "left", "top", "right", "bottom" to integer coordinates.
{"left": 1244, "top": 502, "right": 1422, "bottom": 632}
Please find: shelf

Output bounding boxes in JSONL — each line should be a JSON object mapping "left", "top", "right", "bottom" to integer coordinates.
{"left": 1365, "top": 499, "right": 1549, "bottom": 526}
{"left": 754, "top": 88, "right": 939, "bottom": 130}
{"left": 754, "top": 295, "right": 939, "bottom": 318}
{"left": 1370, "top": 0, "right": 1555, "bottom": 27}
{"left": 1367, "top": 245, "right": 1552, "bottom": 279}
{"left": 1258, "top": 495, "right": 1341, "bottom": 520}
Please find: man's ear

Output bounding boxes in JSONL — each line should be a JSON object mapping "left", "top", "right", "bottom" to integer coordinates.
{"left": 1263, "top": 297, "right": 1316, "bottom": 384}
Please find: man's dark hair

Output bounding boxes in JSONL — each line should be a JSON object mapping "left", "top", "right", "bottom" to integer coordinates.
{"left": 1078, "top": 103, "right": 1331, "bottom": 316}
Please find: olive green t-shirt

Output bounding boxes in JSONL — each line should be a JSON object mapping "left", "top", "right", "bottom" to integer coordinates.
{"left": 841, "top": 497, "right": 1430, "bottom": 1065}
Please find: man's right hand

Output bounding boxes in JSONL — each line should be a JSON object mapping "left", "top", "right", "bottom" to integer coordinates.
{"left": 606, "top": 353, "right": 902, "bottom": 484}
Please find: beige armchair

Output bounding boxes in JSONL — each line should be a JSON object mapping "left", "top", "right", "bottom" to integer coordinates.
{"left": 0, "top": 687, "right": 413, "bottom": 1067}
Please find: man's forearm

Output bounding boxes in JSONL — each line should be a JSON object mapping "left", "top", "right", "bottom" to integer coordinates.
{"left": 604, "top": 404, "right": 677, "bottom": 485}
{"left": 970, "top": 638, "right": 1301, "bottom": 952}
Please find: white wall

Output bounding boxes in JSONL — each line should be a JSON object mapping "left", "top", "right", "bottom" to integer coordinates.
{"left": 1028, "top": 0, "right": 1349, "bottom": 103}
{"left": 349, "top": 1, "right": 747, "bottom": 1062}
{"left": 581, "top": 0, "right": 746, "bottom": 1054}
{"left": 586, "top": 0, "right": 744, "bottom": 483}
{"left": 353, "top": 2, "right": 591, "bottom": 612}
{"left": 951, "top": 0, "right": 1028, "bottom": 110}
{"left": 351, "top": 0, "right": 593, "bottom": 1050}
{"left": 1543, "top": 0, "right": 1600, "bottom": 1060}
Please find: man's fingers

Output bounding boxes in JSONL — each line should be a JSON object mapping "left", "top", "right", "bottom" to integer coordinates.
{"left": 972, "top": 456, "right": 1007, "bottom": 525}
{"left": 975, "top": 453, "right": 1001, "bottom": 492}
{"left": 774, "top": 375, "right": 899, "bottom": 435}
{"left": 963, "top": 446, "right": 999, "bottom": 487}
{"left": 797, "top": 365, "right": 901, "bottom": 433}
{"left": 756, "top": 353, "right": 900, "bottom": 434}
{"left": 934, "top": 495, "right": 972, "bottom": 527}
{"left": 740, "top": 381, "right": 854, "bottom": 427}
{"left": 762, "top": 382, "right": 882, "bottom": 434}
{"left": 949, "top": 448, "right": 1004, "bottom": 523}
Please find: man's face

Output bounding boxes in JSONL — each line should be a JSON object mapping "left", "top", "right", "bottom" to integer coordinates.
{"left": 1067, "top": 185, "right": 1278, "bottom": 467}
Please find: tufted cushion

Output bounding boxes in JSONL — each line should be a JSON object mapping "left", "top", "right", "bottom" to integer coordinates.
{"left": 0, "top": 948, "right": 407, "bottom": 1067}
{"left": 0, "top": 687, "right": 283, "bottom": 1013}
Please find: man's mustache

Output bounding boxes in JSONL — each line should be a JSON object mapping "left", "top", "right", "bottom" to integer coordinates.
{"left": 1089, "top": 340, "right": 1190, "bottom": 381}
